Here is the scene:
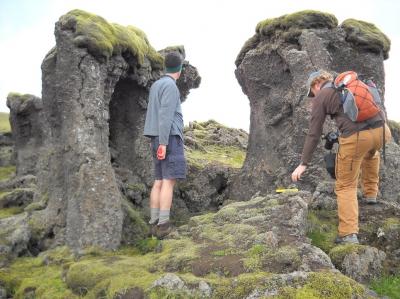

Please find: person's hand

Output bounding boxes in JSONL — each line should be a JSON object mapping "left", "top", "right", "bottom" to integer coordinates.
{"left": 157, "top": 145, "right": 167, "bottom": 160}
{"left": 291, "top": 164, "right": 307, "bottom": 182}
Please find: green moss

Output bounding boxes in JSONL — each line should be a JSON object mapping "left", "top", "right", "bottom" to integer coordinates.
{"left": 187, "top": 145, "right": 245, "bottom": 169}
{"left": 121, "top": 198, "right": 149, "bottom": 241}
{"left": 256, "top": 10, "right": 338, "bottom": 36}
{"left": 277, "top": 271, "right": 366, "bottom": 299}
{"left": 212, "top": 272, "right": 270, "bottom": 299}
{"left": 6, "top": 92, "right": 32, "bottom": 103}
{"left": 243, "top": 244, "right": 267, "bottom": 271}
{"left": 383, "top": 217, "right": 400, "bottom": 231}
{"left": 38, "top": 246, "right": 75, "bottom": 265}
{"left": 307, "top": 210, "right": 338, "bottom": 253}
{"left": 28, "top": 213, "right": 48, "bottom": 241}
{"left": 154, "top": 238, "right": 200, "bottom": 272}
{"left": 0, "top": 112, "right": 11, "bottom": 133}
{"left": 238, "top": 10, "right": 338, "bottom": 67}
{"left": 59, "top": 9, "right": 163, "bottom": 68}
{"left": 0, "top": 206, "right": 24, "bottom": 219}
{"left": 341, "top": 19, "right": 390, "bottom": 59}
{"left": 370, "top": 275, "right": 400, "bottom": 299}
{"left": 0, "top": 165, "right": 16, "bottom": 181}
{"left": 329, "top": 243, "right": 364, "bottom": 267}
{"left": 0, "top": 256, "right": 78, "bottom": 299}
{"left": 136, "top": 237, "right": 161, "bottom": 254}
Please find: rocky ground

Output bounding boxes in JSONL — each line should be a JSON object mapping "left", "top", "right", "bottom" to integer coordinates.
{"left": 1, "top": 116, "right": 400, "bottom": 298}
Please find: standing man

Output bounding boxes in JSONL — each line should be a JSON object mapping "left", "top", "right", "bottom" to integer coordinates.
{"left": 291, "top": 70, "right": 391, "bottom": 244}
{"left": 143, "top": 52, "right": 187, "bottom": 239}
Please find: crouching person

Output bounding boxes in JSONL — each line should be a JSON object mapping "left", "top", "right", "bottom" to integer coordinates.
{"left": 291, "top": 70, "right": 391, "bottom": 244}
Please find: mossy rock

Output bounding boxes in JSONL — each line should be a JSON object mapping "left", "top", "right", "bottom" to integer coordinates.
{"left": 121, "top": 198, "right": 149, "bottom": 244}
{"left": 341, "top": 18, "right": 390, "bottom": 59}
{"left": 328, "top": 243, "right": 365, "bottom": 267}
{"left": 6, "top": 92, "right": 32, "bottom": 103}
{"left": 256, "top": 10, "right": 338, "bottom": 37}
{"left": 278, "top": 271, "right": 366, "bottom": 299}
{"left": 58, "top": 9, "right": 163, "bottom": 68}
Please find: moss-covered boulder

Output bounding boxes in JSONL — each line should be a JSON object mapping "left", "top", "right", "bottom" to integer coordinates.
{"left": 58, "top": 9, "right": 163, "bottom": 67}
{"left": 341, "top": 19, "right": 391, "bottom": 59}
{"left": 329, "top": 244, "right": 386, "bottom": 284}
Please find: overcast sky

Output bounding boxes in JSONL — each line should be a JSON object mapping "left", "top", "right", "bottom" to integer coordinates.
{"left": 1, "top": 0, "right": 399, "bottom": 131}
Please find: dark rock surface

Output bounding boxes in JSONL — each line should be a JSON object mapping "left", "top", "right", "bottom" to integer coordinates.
{"left": 231, "top": 10, "right": 400, "bottom": 203}
{"left": 6, "top": 94, "right": 44, "bottom": 176}
{"left": 1, "top": 10, "right": 200, "bottom": 253}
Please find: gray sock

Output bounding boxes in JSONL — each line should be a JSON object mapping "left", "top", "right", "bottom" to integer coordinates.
{"left": 149, "top": 208, "right": 160, "bottom": 225}
{"left": 158, "top": 209, "right": 170, "bottom": 224}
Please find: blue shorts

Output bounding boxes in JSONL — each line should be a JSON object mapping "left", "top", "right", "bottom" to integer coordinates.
{"left": 151, "top": 135, "right": 187, "bottom": 180}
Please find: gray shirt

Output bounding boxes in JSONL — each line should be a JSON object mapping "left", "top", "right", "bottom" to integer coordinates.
{"left": 143, "top": 75, "right": 183, "bottom": 145}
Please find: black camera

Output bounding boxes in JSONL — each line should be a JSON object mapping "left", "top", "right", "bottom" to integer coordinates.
{"left": 323, "top": 131, "right": 339, "bottom": 150}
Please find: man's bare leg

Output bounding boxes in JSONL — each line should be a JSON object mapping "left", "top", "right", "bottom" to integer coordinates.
{"left": 159, "top": 179, "right": 176, "bottom": 224}
{"left": 149, "top": 180, "right": 162, "bottom": 224}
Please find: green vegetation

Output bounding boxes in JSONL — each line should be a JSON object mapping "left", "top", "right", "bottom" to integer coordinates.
{"left": 383, "top": 217, "right": 400, "bottom": 231}
{"left": 256, "top": 10, "right": 338, "bottom": 36}
{"left": 59, "top": 9, "right": 163, "bottom": 68}
{"left": 0, "top": 112, "right": 10, "bottom": 133}
{"left": 187, "top": 145, "right": 246, "bottom": 169}
{"left": 307, "top": 210, "right": 338, "bottom": 253}
{"left": 0, "top": 165, "right": 16, "bottom": 181}
{"left": 341, "top": 19, "right": 391, "bottom": 59}
{"left": 0, "top": 206, "right": 24, "bottom": 219}
{"left": 278, "top": 271, "right": 365, "bottom": 299}
{"left": 136, "top": 237, "right": 161, "bottom": 254}
{"left": 370, "top": 275, "right": 400, "bottom": 299}
{"left": 0, "top": 237, "right": 202, "bottom": 298}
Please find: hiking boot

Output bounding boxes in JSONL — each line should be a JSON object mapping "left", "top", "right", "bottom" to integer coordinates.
{"left": 334, "top": 233, "right": 359, "bottom": 244}
{"left": 155, "top": 221, "right": 172, "bottom": 240}
{"left": 150, "top": 223, "right": 158, "bottom": 237}
{"left": 364, "top": 197, "right": 377, "bottom": 205}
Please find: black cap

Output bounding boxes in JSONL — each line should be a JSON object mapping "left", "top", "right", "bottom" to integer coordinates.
{"left": 165, "top": 52, "right": 183, "bottom": 73}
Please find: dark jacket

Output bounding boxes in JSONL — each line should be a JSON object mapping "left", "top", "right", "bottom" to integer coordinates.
{"left": 301, "top": 81, "right": 384, "bottom": 164}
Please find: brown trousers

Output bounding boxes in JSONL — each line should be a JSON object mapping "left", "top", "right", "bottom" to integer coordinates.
{"left": 335, "top": 124, "right": 391, "bottom": 236}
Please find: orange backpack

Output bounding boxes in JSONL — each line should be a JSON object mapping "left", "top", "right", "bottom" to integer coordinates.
{"left": 334, "top": 71, "right": 381, "bottom": 122}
